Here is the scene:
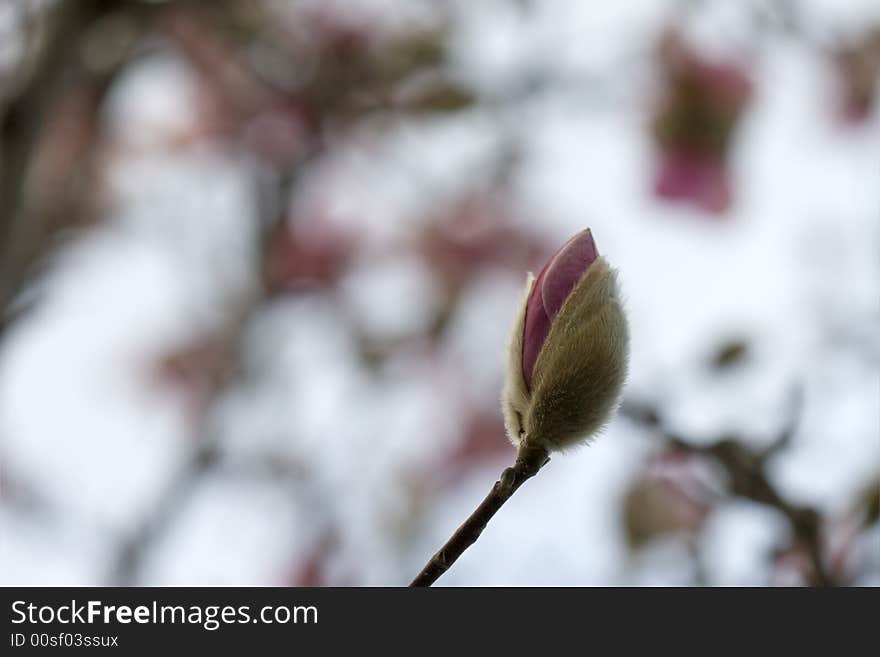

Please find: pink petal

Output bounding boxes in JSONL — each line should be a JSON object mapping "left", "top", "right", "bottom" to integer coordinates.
{"left": 522, "top": 229, "right": 599, "bottom": 390}
{"left": 521, "top": 276, "right": 551, "bottom": 392}
{"left": 541, "top": 229, "right": 599, "bottom": 318}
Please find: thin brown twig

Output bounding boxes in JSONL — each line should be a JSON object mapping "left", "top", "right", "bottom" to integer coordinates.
{"left": 410, "top": 444, "right": 550, "bottom": 587}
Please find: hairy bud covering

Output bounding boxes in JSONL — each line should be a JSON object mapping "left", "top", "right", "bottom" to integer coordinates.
{"left": 502, "top": 229, "right": 629, "bottom": 451}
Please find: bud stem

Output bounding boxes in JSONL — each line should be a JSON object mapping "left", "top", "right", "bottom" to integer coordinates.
{"left": 409, "top": 444, "right": 550, "bottom": 587}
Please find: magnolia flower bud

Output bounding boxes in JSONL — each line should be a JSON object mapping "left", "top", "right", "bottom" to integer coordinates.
{"left": 502, "top": 229, "right": 629, "bottom": 451}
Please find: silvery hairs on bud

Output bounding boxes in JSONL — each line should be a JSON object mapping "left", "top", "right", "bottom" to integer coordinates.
{"left": 502, "top": 229, "right": 630, "bottom": 452}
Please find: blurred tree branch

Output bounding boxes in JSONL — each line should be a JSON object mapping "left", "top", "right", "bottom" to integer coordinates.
{"left": 620, "top": 391, "right": 837, "bottom": 587}
{"left": 0, "top": 0, "right": 154, "bottom": 336}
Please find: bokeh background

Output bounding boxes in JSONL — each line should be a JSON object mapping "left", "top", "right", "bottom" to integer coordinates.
{"left": 0, "top": 0, "right": 878, "bottom": 586}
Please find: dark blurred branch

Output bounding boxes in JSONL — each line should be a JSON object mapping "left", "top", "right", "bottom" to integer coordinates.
{"left": 0, "top": 0, "right": 151, "bottom": 336}
{"left": 620, "top": 392, "right": 835, "bottom": 587}
{"left": 111, "top": 441, "right": 219, "bottom": 585}
{"left": 110, "top": 296, "right": 260, "bottom": 584}
{"left": 0, "top": 2, "right": 311, "bottom": 586}
{"left": 410, "top": 444, "right": 549, "bottom": 587}
{"left": 0, "top": 1, "right": 97, "bottom": 248}
{"left": 111, "top": 438, "right": 313, "bottom": 584}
